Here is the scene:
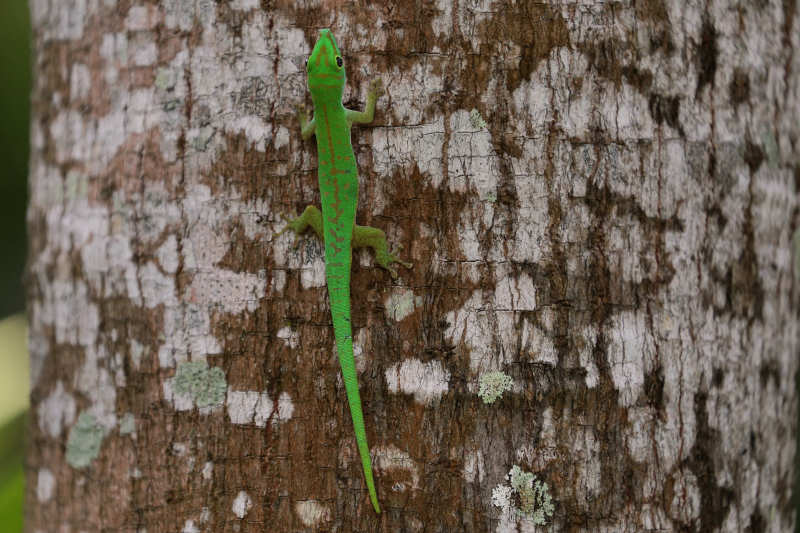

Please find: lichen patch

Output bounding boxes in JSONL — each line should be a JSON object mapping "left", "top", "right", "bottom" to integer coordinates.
{"left": 36, "top": 469, "right": 55, "bottom": 502}
{"left": 226, "top": 388, "right": 294, "bottom": 426}
{"left": 276, "top": 391, "right": 295, "bottom": 421}
{"left": 477, "top": 371, "right": 513, "bottom": 404}
{"left": 37, "top": 381, "right": 76, "bottom": 439}
{"left": 276, "top": 326, "right": 299, "bottom": 349}
{"left": 65, "top": 411, "right": 108, "bottom": 469}
{"left": 294, "top": 500, "right": 331, "bottom": 527}
{"left": 384, "top": 358, "right": 450, "bottom": 404}
{"left": 231, "top": 490, "right": 252, "bottom": 519}
{"left": 118, "top": 412, "right": 136, "bottom": 437}
{"left": 184, "top": 270, "right": 266, "bottom": 314}
{"left": 384, "top": 288, "right": 422, "bottom": 322}
{"left": 491, "top": 465, "right": 555, "bottom": 526}
{"left": 372, "top": 444, "right": 419, "bottom": 490}
{"left": 181, "top": 519, "right": 200, "bottom": 533}
{"left": 168, "top": 360, "right": 227, "bottom": 410}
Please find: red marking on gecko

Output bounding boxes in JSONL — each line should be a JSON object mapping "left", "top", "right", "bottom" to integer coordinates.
{"left": 321, "top": 103, "right": 347, "bottom": 252}
{"left": 315, "top": 43, "right": 326, "bottom": 67}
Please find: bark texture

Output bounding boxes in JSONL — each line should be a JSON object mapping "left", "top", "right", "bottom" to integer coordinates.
{"left": 25, "top": 1, "right": 799, "bottom": 532}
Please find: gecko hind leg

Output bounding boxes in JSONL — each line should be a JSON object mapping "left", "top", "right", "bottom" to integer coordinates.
{"left": 353, "top": 224, "right": 412, "bottom": 279}
{"left": 275, "top": 205, "right": 324, "bottom": 243}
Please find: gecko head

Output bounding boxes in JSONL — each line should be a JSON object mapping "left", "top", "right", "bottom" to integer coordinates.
{"left": 306, "top": 29, "right": 346, "bottom": 100}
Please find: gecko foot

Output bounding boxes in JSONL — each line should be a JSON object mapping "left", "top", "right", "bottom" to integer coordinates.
{"left": 273, "top": 206, "right": 324, "bottom": 247}
{"left": 368, "top": 78, "right": 384, "bottom": 99}
{"left": 388, "top": 243, "right": 413, "bottom": 270}
{"left": 294, "top": 104, "right": 309, "bottom": 123}
{"left": 353, "top": 224, "right": 412, "bottom": 279}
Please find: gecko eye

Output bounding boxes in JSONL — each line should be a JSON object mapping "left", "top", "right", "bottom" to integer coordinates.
{"left": 336, "top": 56, "right": 343, "bottom": 67}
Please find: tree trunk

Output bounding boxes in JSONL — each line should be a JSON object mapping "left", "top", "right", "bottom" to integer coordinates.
{"left": 25, "top": 1, "right": 799, "bottom": 532}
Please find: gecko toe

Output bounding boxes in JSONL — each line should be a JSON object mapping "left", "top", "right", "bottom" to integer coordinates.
{"left": 273, "top": 224, "right": 289, "bottom": 239}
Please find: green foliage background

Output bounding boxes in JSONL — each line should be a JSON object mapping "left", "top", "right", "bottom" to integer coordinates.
{"left": 0, "top": 0, "right": 30, "bottom": 531}
{"left": 0, "top": 0, "right": 29, "bottom": 317}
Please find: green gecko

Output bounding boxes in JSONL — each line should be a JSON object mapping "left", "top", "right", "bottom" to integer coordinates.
{"left": 277, "top": 29, "right": 411, "bottom": 514}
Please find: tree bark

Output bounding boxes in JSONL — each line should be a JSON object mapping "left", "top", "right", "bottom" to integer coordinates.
{"left": 25, "top": 1, "right": 799, "bottom": 532}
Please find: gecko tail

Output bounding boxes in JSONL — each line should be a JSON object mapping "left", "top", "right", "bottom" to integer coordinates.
{"left": 328, "top": 284, "right": 381, "bottom": 514}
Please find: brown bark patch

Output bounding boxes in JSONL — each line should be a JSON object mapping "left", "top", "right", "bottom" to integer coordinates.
{"left": 478, "top": 1, "right": 570, "bottom": 93}
{"left": 643, "top": 364, "right": 665, "bottom": 413}
{"left": 695, "top": 19, "right": 718, "bottom": 96}
{"left": 730, "top": 68, "right": 750, "bottom": 106}
{"left": 635, "top": 0, "right": 674, "bottom": 53}
{"left": 683, "top": 391, "right": 735, "bottom": 533}
{"left": 746, "top": 510, "right": 766, "bottom": 533}
{"left": 743, "top": 140, "right": 765, "bottom": 174}
{"left": 648, "top": 93, "right": 683, "bottom": 135}
{"left": 580, "top": 38, "right": 655, "bottom": 94}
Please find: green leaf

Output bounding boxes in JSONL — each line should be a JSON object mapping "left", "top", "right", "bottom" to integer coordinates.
{"left": 0, "top": 412, "right": 25, "bottom": 533}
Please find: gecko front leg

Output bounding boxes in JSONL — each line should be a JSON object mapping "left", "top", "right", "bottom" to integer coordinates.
{"left": 295, "top": 104, "right": 316, "bottom": 140}
{"left": 272, "top": 106, "right": 319, "bottom": 244}
{"left": 346, "top": 78, "right": 382, "bottom": 126}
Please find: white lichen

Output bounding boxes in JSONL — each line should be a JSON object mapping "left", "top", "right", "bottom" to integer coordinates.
{"left": 172, "top": 442, "right": 188, "bottom": 456}
{"left": 230, "top": 0, "right": 260, "bottom": 10}
{"left": 156, "top": 235, "right": 180, "bottom": 274}
{"left": 491, "top": 484, "right": 514, "bottom": 512}
{"left": 184, "top": 270, "right": 265, "bottom": 314}
{"left": 226, "top": 390, "right": 259, "bottom": 425}
{"left": 384, "top": 288, "right": 422, "bottom": 322}
{"left": 478, "top": 371, "right": 513, "bottom": 404}
{"left": 232, "top": 490, "right": 252, "bottom": 518}
{"left": 38, "top": 381, "right": 76, "bottom": 438}
{"left": 254, "top": 393, "right": 275, "bottom": 426}
{"left": 119, "top": 412, "right": 136, "bottom": 436}
{"left": 276, "top": 326, "right": 298, "bottom": 349}
{"left": 276, "top": 392, "right": 294, "bottom": 421}
{"left": 372, "top": 444, "right": 419, "bottom": 490}
{"left": 469, "top": 108, "right": 487, "bottom": 129}
{"left": 384, "top": 358, "right": 450, "bottom": 404}
{"left": 202, "top": 461, "right": 214, "bottom": 481}
{"left": 125, "top": 5, "right": 159, "bottom": 31}
{"left": 226, "top": 388, "right": 291, "bottom": 427}
{"left": 491, "top": 465, "right": 555, "bottom": 525}
{"left": 294, "top": 500, "right": 331, "bottom": 527}
{"left": 445, "top": 293, "right": 517, "bottom": 374}
{"left": 181, "top": 519, "right": 199, "bottom": 533}
{"left": 36, "top": 469, "right": 55, "bottom": 502}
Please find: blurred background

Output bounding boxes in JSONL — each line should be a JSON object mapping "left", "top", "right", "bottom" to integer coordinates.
{"left": 0, "top": 0, "right": 31, "bottom": 530}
